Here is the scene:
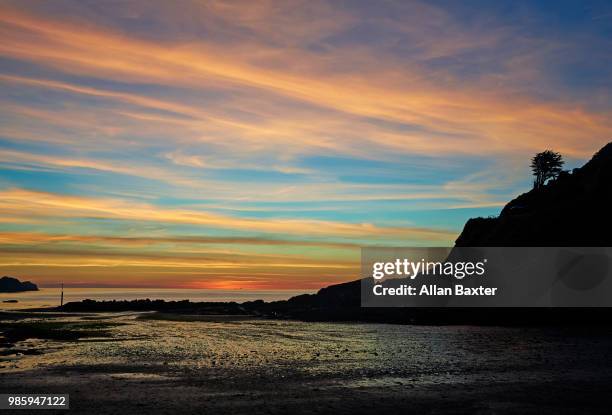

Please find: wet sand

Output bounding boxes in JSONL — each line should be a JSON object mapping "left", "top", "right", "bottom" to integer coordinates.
{"left": 2, "top": 312, "right": 612, "bottom": 414}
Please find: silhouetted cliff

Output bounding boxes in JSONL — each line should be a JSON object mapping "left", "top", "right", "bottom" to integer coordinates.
{"left": 456, "top": 142, "right": 612, "bottom": 246}
{"left": 273, "top": 142, "right": 612, "bottom": 322}
{"left": 0, "top": 276, "right": 38, "bottom": 293}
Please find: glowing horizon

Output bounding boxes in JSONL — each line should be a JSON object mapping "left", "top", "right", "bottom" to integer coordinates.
{"left": 0, "top": 1, "right": 611, "bottom": 289}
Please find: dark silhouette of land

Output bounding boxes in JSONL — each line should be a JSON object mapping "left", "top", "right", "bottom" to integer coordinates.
{"left": 0, "top": 276, "right": 38, "bottom": 293}
{"left": 457, "top": 142, "right": 612, "bottom": 246}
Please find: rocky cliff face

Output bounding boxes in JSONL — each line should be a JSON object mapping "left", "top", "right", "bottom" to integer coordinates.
{"left": 0, "top": 276, "right": 39, "bottom": 292}
{"left": 455, "top": 142, "right": 612, "bottom": 247}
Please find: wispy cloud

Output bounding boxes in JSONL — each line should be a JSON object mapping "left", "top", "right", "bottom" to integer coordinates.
{"left": 0, "top": 188, "right": 457, "bottom": 240}
{"left": 1, "top": 5, "right": 609, "bottom": 159}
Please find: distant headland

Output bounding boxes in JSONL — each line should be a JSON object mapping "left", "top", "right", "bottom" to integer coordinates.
{"left": 0, "top": 276, "right": 39, "bottom": 293}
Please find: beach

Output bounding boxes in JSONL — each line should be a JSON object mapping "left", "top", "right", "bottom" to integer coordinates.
{"left": 2, "top": 311, "right": 612, "bottom": 414}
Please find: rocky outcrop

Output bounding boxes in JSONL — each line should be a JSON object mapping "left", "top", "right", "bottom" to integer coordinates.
{"left": 456, "top": 142, "right": 612, "bottom": 247}
{"left": 0, "top": 276, "right": 38, "bottom": 292}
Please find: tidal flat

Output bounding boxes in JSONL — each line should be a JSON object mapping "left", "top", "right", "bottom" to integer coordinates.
{"left": 2, "top": 312, "right": 612, "bottom": 414}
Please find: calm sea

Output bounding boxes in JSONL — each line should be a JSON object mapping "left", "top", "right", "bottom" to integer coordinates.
{"left": 0, "top": 287, "right": 314, "bottom": 310}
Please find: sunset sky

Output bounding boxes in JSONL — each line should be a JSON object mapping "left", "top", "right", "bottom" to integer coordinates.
{"left": 0, "top": 0, "right": 611, "bottom": 289}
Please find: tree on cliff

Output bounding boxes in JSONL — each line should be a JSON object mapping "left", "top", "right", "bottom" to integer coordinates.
{"left": 530, "top": 150, "right": 564, "bottom": 189}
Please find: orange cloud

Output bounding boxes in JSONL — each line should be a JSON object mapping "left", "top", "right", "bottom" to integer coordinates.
{"left": 0, "top": 231, "right": 362, "bottom": 249}
{"left": 0, "top": 5, "right": 610, "bottom": 159}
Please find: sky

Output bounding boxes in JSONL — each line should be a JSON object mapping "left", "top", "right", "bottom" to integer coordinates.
{"left": 0, "top": 0, "right": 611, "bottom": 289}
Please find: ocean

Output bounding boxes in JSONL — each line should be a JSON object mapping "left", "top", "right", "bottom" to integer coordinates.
{"left": 0, "top": 287, "right": 314, "bottom": 309}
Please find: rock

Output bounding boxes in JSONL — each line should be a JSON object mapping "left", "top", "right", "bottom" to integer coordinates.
{"left": 0, "top": 276, "right": 38, "bottom": 293}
